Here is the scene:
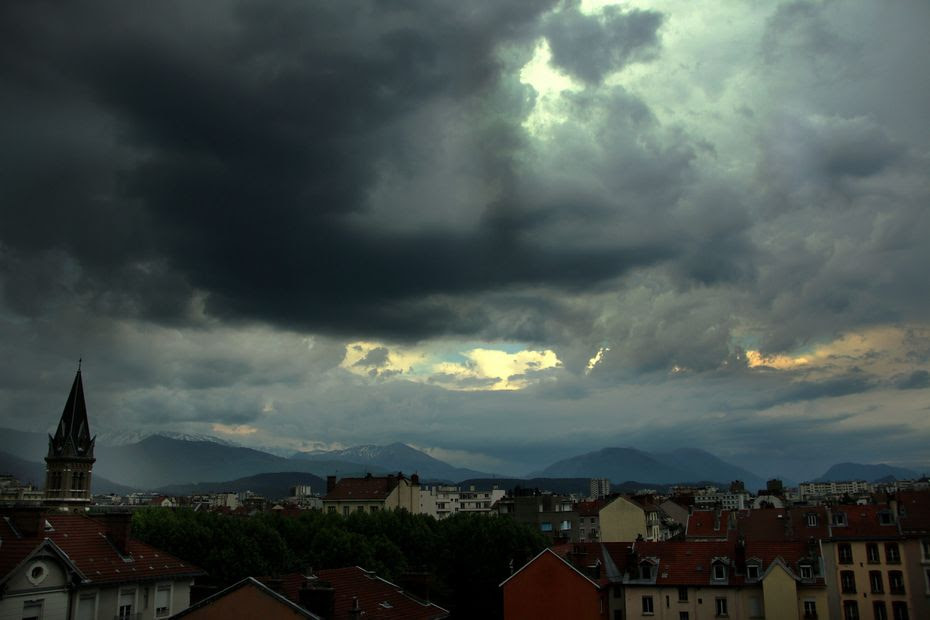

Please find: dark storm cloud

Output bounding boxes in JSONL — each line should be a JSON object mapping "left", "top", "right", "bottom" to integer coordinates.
{"left": 895, "top": 370, "right": 930, "bottom": 391}
{"left": 0, "top": 0, "right": 685, "bottom": 342}
{"left": 543, "top": 1, "right": 664, "bottom": 84}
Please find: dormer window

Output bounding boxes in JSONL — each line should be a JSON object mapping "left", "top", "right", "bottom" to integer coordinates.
{"left": 878, "top": 511, "right": 894, "bottom": 525}
{"left": 806, "top": 513, "right": 818, "bottom": 527}
{"left": 832, "top": 512, "right": 847, "bottom": 527}
{"left": 639, "top": 562, "right": 652, "bottom": 580}
{"left": 746, "top": 564, "right": 760, "bottom": 581}
{"left": 799, "top": 564, "right": 814, "bottom": 580}
{"left": 712, "top": 562, "right": 727, "bottom": 581}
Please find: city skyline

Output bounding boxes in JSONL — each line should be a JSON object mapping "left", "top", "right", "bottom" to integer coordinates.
{"left": 1, "top": 0, "right": 929, "bottom": 481}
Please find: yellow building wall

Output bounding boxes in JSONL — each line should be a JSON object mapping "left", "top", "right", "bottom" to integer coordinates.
{"left": 599, "top": 497, "right": 646, "bottom": 542}
{"left": 762, "top": 563, "right": 799, "bottom": 620}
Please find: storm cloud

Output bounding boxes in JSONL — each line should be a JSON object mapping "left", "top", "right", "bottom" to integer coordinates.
{"left": 1, "top": 0, "right": 929, "bottom": 478}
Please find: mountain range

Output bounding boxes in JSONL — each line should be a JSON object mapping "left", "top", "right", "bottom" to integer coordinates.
{"left": 292, "top": 442, "right": 491, "bottom": 482}
{"left": 536, "top": 447, "right": 770, "bottom": 490}
{"left": 0, "top": 427, "right": 924, "bottom": 494}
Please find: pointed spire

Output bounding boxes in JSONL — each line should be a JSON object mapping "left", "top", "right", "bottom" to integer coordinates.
{"left": 48, "top": 367, "right": 95, "bottom": 458}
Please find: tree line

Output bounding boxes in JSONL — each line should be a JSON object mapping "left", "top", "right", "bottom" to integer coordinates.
{"left": 132, "top": 507, "right": 548, "bottom": 618}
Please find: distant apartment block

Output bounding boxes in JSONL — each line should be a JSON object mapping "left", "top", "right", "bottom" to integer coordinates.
{"left": 420, "top": 485, "right": 505, "bottom": 519}
{"left": 799, "top": 480, "right": 873, "bottom": 500}
{"left": 495, "top": 494, "right": 577, "bottom": 542}
{"left": 693, "top": 485, "right": 751, "bottom": 510}
{"left": 590, "top": 478, "right": 610, "bottom": 500}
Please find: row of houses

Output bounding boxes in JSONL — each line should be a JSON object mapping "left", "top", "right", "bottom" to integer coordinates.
{"left": 503, "top": 496, "right": 930, "bottom": 619}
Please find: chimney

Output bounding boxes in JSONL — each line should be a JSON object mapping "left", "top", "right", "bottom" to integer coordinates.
{"left": 9, "top": 507, "right": 45, "bottom": 538}
{"left": 735, "top": 535, "right": 746, "bottom": 573}
{"left": 299, "top": 581, "right": 335, "bottom": 618}
{"left": 348, "top": 596, "right": 362, "bottom": 620}
{"left": 411, "top": 473, "right": 419, "bottom": 485}
{"left": 104, "top": 511, "right": 132, "bottom": 555}
{"left": 326, "top": 476, "right": 337, "bottom": 495}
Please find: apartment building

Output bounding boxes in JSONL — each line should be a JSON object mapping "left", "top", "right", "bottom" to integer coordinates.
{"left": 419, "top": 485, "right": 505, "bottom": 519}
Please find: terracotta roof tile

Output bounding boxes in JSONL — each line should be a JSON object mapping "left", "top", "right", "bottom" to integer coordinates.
{"left": 0, "top": 512, "right": 204, "bottom": 585}
{"left": 271, "top": 567, "right": 448, "bottom": 620}
{"left": 897, "top": 490, "right": 930, "bottom": 533}
{"left": 325, "top": 477, "right": 400, "bottom": 501}
{"left": 828, "top": 504, "right": 901, "bottom": 539}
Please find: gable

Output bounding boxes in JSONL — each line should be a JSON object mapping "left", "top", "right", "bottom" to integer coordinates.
{"left": 2, "top": 544, "right": 75, "bottom": 594}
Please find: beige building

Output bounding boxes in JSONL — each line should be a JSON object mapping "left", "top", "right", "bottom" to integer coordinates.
{"left": 821, "top": 504, "right": 914, "bottom": 620}
{"left": 323, "top": 473, "right": 421, "bottom": 515}
{"left": 599, "top": 496, "right": 647, "bottom": 542}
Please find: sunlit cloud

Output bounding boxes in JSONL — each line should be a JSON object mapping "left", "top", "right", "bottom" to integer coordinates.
{"left": 211, "top": 423, "right": 258, "bottom": 436}
{"left": 585, "top": 346, "right": 610, "bottom": 374}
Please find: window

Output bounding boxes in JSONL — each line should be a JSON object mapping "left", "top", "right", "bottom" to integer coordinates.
{"left": 867, "top": 543, "right": 880, "bottom": 563}
{"left": 800, "top": 564, "right": 813, "bottom": 579}
{"left": 891, "top": 602, "right": 909, "bottom": 620}
{"left": 680, "top": 613, "right": 689, "bottom": 620}
{"left": 77, "top": 594, "right": 96, "bottom": 620}
{"left": 678, "top": 587, "right": 688, "bottom": 602}
{"left": 746, "top": 564, "right": 760, "bottom": 580}
{"left": 22, "top": 600, "right": 43, "bottom": 620}
{"left": 642, "top": 595, "right": 654, "bottom": 614}
{"left": 873, "top": 602, "right": 888, "bottom": 620}
{"left": 327, "top": 506, "right": 336, "bottom": 514}
{"left": 803, "top": 600, "right": 817, "bottom": 619}
{"left": 838, "top": 543, "right": 853, "bottom": 563}
{"left": 639, "top": 562, "right": 652, "bottom": 580}
{"left": 155, "top": 584, "right": 171, "bottom": 617}
{"left": 712, "top": 562, "right": 726, "bottom": 580}
{"left": 870, "top": 570, "right": 884, "bottom": 593}
{"left": 342, "top": 506, "right": 350, "bottom": 517}
{"left": 885, "top": 543, "right": 900, "bottom": 563}
{"left": 748, "top": 596, "right": 762, "bottom": 618}
{"left": 540, "top": 522, "right": 553, "bottom": 532}
{"left": 878, "top": 510, "right": 894, "bottom": 525}
{"left": 843, "top": 600, "right": 859, "bottom": 620}
{"left": 715, "top": 597, "right": 728, "bottom": 617}
{"left": 889, "top": 570, "right": 905, "bottom": 594}
{"left": 833, "top": 512, "right": 848, "bottom": 526}
{"left": 922, "top": 538, "right": 930, "bottom": 560}
{"left": 559, "top": 520, "right": 571, "bottom": 531}
{"left": 807, "top": 512, "right": 818, "bottom": 526}
{"left": 841, "top": 570, "right": 856, "bottom": 593}
{"left": 118, "top": 589, "right": 135, "bottom": 619}
{"left": 613, "top": 611, "right": 623, "bottom": 620}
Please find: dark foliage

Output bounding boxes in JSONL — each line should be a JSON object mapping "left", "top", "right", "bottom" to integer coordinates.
{"left": 132, "top": 508, "right": 547, "bottom": 618}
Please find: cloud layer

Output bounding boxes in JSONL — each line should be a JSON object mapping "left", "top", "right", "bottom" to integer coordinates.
{"left": 1, "top": 0, "right": 928, "bottom": 478}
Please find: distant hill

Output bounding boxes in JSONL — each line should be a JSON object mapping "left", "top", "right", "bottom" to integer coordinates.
{"left": 157, "top": 471, "right": 326, "bottom": 500}
{"left": 815, "top": 462, "right": 922, "bottom": 483}
{"left": 292, "top": 442, "right": 492, "bottom": 482}
{"left": 537, "top": 446, "right": 766, "bottom": 487}
{"left": 0, "top": 451, "right": 135, "bottom": 495}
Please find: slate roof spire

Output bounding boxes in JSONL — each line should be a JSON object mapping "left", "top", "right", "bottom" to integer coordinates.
{"left": 48, "top": 364, "right": 95, "bottom": 459}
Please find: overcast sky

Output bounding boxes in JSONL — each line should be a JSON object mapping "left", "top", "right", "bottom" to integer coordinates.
{"left": 2, "top": 0, "right": 928, "bottom": 480}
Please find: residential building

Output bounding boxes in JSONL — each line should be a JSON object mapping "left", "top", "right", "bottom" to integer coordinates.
{"left": 495, "top": 494, "right": 577, "bottom": 542}
{"left": 171, "top": 577, "right": 318, "bottom": 619}
{"left": 501, "top": 547, "right": 609, "bottom": 620}
{"left": 821, "top": 504, "right": 915, "bottom": 620}
{"left": 598, "top": 496, "right": 647, "bottom": 542}
{"left": 0, "top": 507, "right": 204, "bottom": 619}
{"left": 799, "top": 480, "right": 873, "bottom": 501}
{"left": 895, "top": 490, "right": 930, "bottom": 619}
{"left": 323, "top": 472, "right": 421, "bottom": 515}
{"left": 590, "top": 478, "right": 611, "bottom": 500}
{"left": 419, "top": 484, "right": 505, "bottom": 519}
{"left": 268, "top": 566, "right": 449, "bottom": 619}
{"left": 693, "top": 486, "right": 750, "bottom": 510}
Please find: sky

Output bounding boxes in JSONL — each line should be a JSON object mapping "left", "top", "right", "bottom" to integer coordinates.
{"left": 1, "top": 0, "right": 929, "bottom": 481}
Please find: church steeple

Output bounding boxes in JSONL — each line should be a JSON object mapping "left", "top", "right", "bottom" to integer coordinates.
{"left": 45, "top": 366, "right": 96, "bottom": 509}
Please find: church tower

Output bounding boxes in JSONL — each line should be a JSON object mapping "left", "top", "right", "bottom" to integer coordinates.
{"left": 44, "top": 365, "right": 96, "bottom": 509}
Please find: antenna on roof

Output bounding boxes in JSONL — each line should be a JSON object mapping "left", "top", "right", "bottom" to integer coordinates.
{"left": 77, "top": 357, "right": 82, "bottom": 372}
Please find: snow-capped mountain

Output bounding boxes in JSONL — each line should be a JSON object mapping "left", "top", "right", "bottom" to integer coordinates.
{"left": 94, "top": 430, "right": 240, "bottom": 447}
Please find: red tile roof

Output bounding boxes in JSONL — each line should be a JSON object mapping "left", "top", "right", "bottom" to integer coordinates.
{"left": 685, "top": 510, "right": 729, "bottom": 538}
{"left": 0, "top": 511, "right": 204, "bottom": 586}
{"left": 735, "top": 507, "right": 829, "bottom": 541}
{"left": 827, "top": 504, "right": 901, "bottom": 539}
{"left": 575, "top": 500, "right": 605, "bottom": 517}
{"left": 271, "top": 567, "right": 448, "bottom": 620}
{"left": 897, "top": 490, "right": 930, "bottom": 534}
{"left": 325, "top": 476, "right": 401, "bottom": 501}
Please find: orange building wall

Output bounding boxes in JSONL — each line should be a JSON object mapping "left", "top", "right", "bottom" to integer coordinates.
{"left": 503, "top": 551, "right": 606, "bottom": 620}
